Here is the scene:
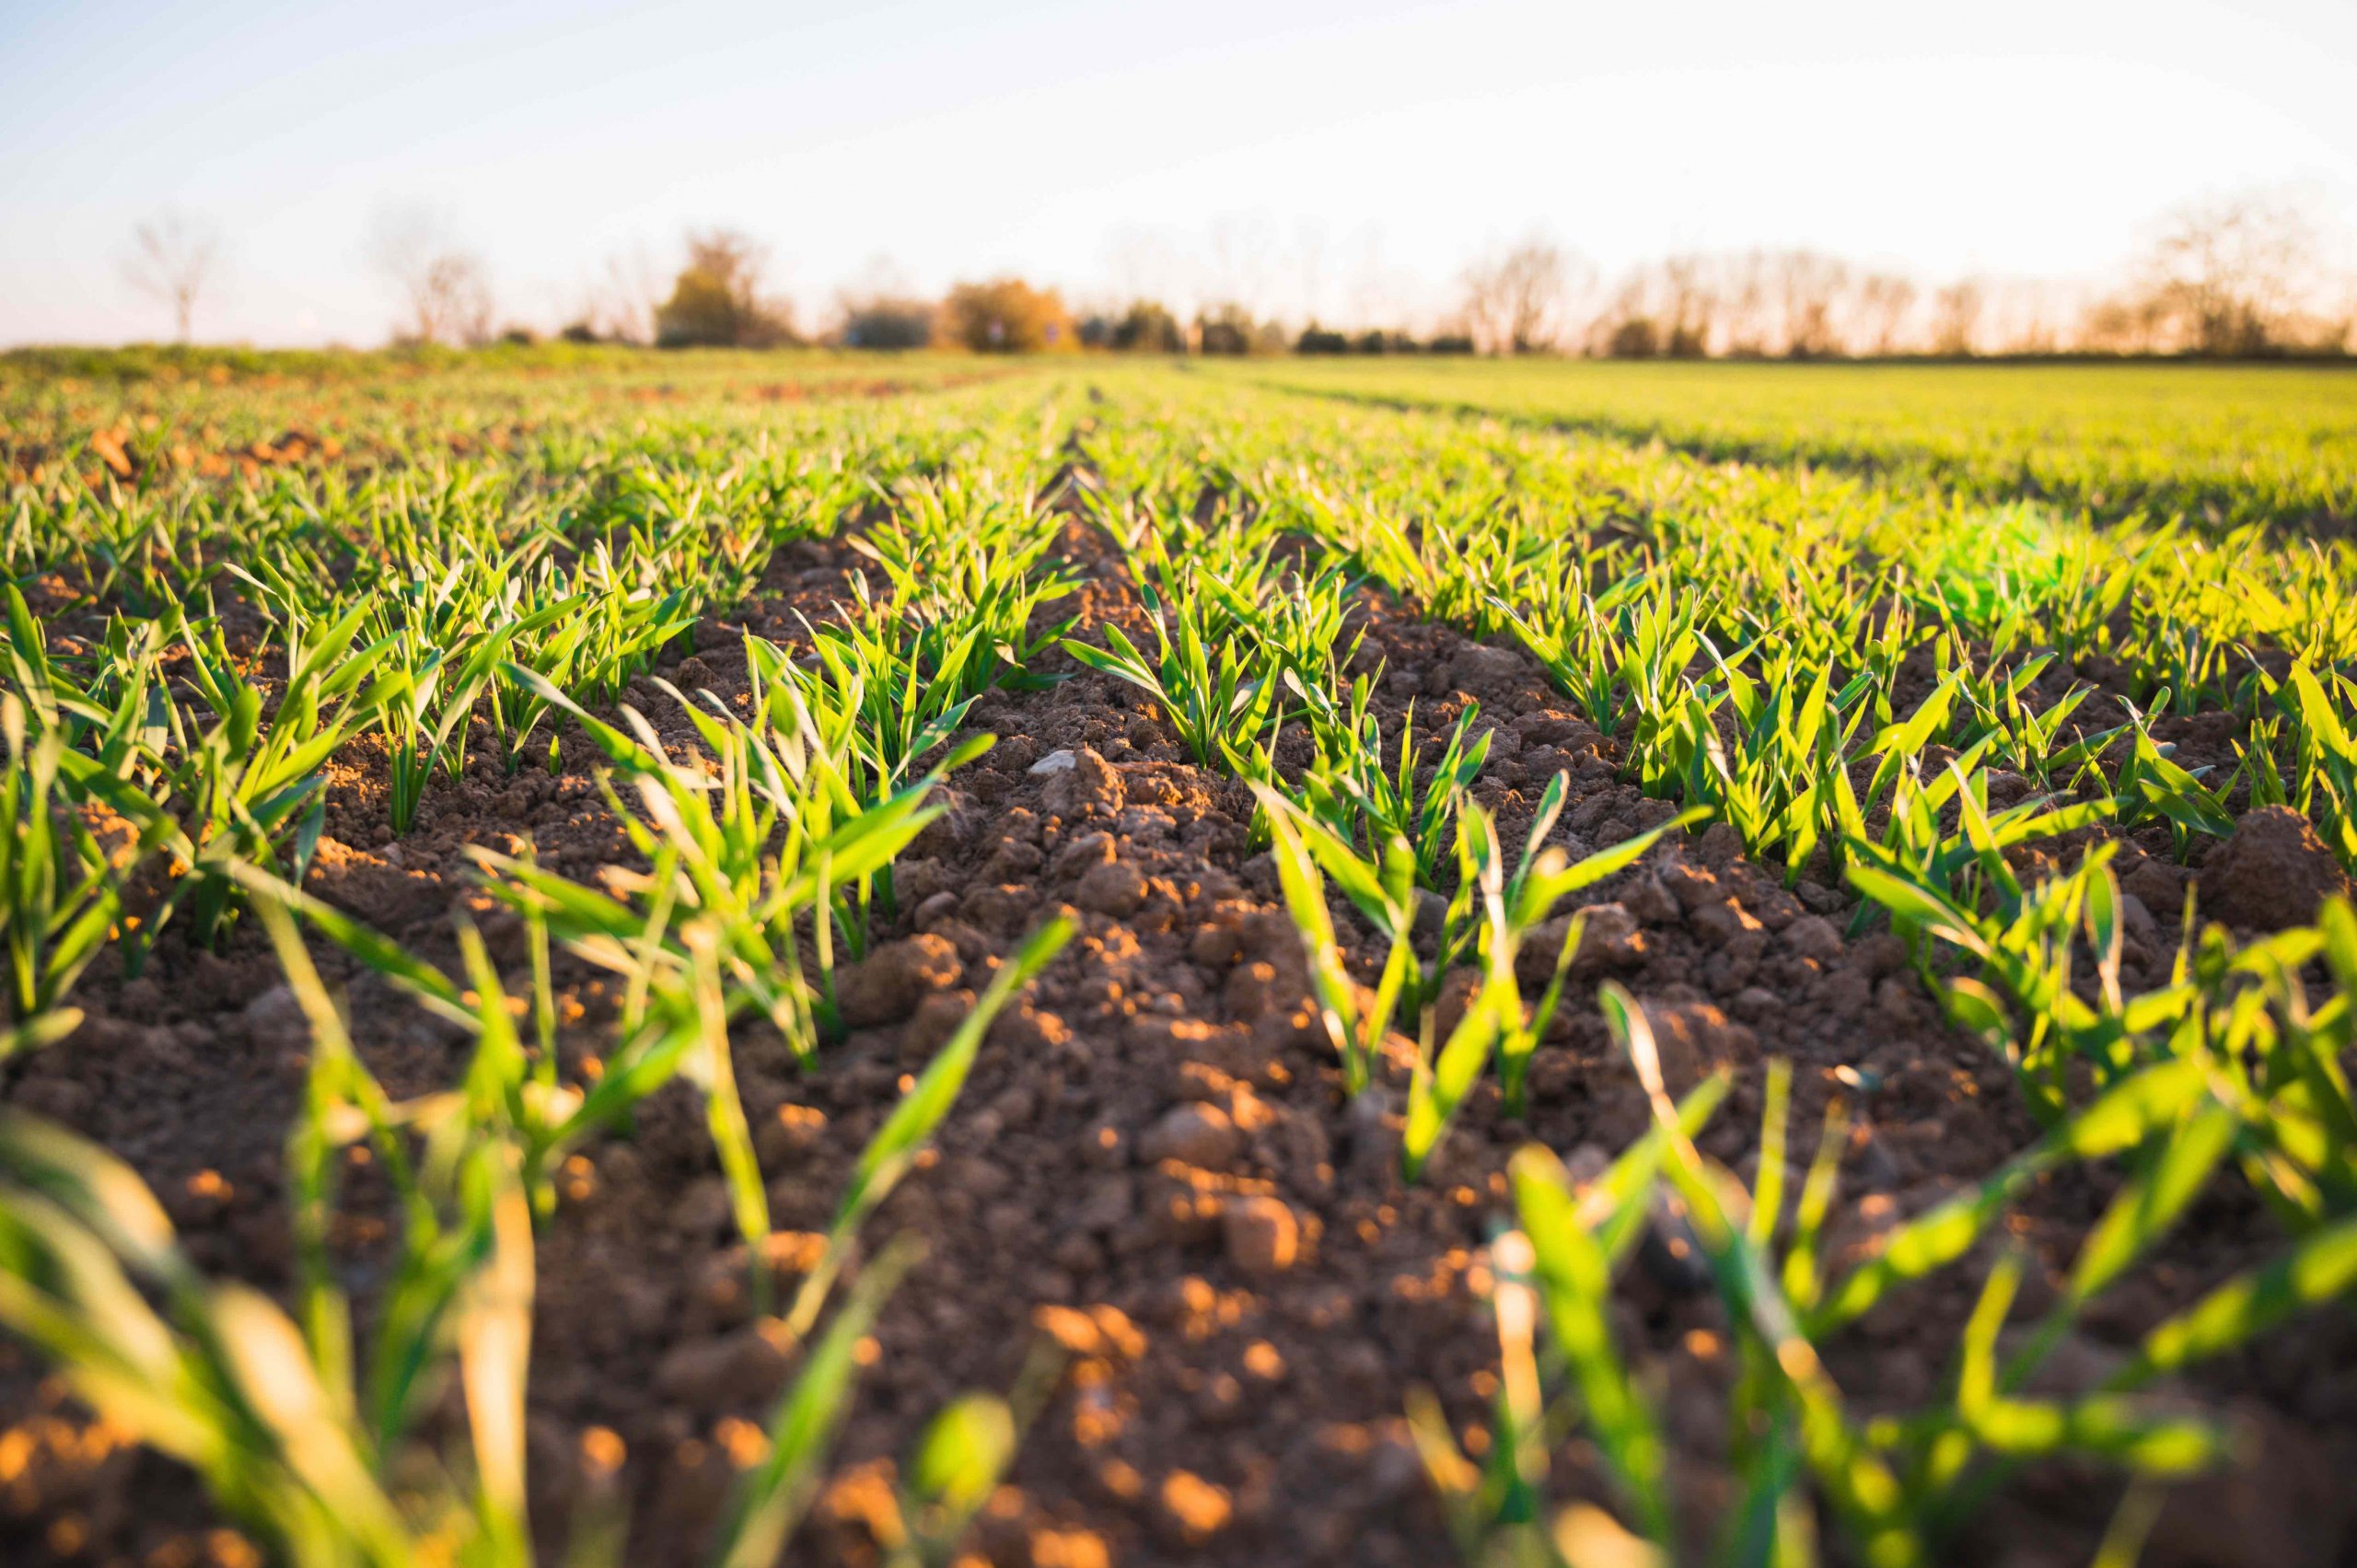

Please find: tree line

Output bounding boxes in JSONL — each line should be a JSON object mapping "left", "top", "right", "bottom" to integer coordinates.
{"left": 1461, "top": 198, "right": 2351, "bottom": 359}
{"left": 115, "top": 193, "right": 2352, "bottom": 359}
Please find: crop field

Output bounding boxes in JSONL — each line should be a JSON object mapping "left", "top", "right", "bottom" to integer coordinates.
{"left": 1, "top": 349, "right": 2356, "bottom": 1568}
{"left": 1209, "top": 357, "right": 2357, "bottom": 534}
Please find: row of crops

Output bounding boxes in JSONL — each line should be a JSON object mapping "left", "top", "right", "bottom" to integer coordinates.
{"left": 0, "top": 352, "right": 2354, "bottom": 1565}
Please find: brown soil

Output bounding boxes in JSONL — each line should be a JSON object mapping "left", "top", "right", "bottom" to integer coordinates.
{"left": 2198, "top": 806, "right": 2353, "bottom": 930}
{"left": 5, "top": 511, "right": 2355, "bottom": 1568}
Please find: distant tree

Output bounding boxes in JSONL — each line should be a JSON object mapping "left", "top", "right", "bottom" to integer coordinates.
{"left": 1295, "top": 323, "right": 1351, "bottom": 354}
{"left": 1582, "top": 271, "right": 1647, "bottom": 359}
{"left": 1109, "top": 300, "right": 1184, "bottom": 354}
{"left": 1773, "top": 250, "right": 1850, "bottom": 357}
{"left": 656, "top": 271, "right": 737, "bottom": 347}
{"left": 2324, "top": 289, "right": 2357, "bottom": 356}
{"left": 940, "top": 278, "right": 1073, "bottom": 353}
{"left": 1656, "top": 253, "right": 1717, "bottom": 357}
{"left": 1460, "top": 237, "right": 1573, "bottom": 354}
{"left": 369, "top": 208, "right": 494, "bottom": 347}
{"left": 122, "top": 212, "right": 222, "bottom": 343}
{"left": 404, "top": 255, "right": 492, "bottom": 347}
{"left": 1855, "top": 273, "right": 1919, "bottom": 355}
{"left": 656, "top": 229, "right": 796, "bottom": 348}
{"left": 1580, "top": 252, "right": 1944, "bottom": 360}
{"left": 1931, "top": 279, "right": 1985, "bottom": 357}
{"left": 591, "top": 247, "right": 662, "bottom": 344}
{"left": 1992, "top": 281, "right": 2071, "bottom": 355}
{"left": 2129, "top": 196, "right": 2318, "bottom": 355}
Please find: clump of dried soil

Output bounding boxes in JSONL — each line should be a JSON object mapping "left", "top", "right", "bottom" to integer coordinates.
{"left": 2200, "top": 805, "right": 2352, "bottom": 930}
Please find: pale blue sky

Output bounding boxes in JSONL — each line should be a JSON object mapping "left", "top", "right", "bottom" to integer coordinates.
{"left": 4, "top": 0, "right": 2353, "bottom": 345}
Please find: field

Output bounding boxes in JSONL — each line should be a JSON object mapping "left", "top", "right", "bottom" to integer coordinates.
{"left": 2, "top": 348, "right": 2356, "bottom": 1568}
{"left": 1207, "top": 357, "right": 2357, "bottom": 532}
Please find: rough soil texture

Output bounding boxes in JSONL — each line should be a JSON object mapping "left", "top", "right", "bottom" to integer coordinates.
{"left": 2198, "top": 805, "right": 2353, "bottom": 931}
{"left": 5, "top": 513, "right": 2356, "bottom": 1568}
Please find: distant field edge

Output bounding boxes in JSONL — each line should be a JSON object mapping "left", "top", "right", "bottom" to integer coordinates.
{"left": 1202, "top": 359, "right": 2357, "bottom": 537}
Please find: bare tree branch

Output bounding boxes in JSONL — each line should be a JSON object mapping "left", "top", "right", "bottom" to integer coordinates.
{"left": 121, "top": 213, "right": 222, "bottom": 343}
{"left": 2119, "top": 195, "right": 2322, "bottom": 354}
{"left": 593, "top": 246, "right": 662, "bottom": 344}
{"left": 1931, "top": 279, "right": 1985, "bottom": 356}
{"left": 369, "top": 207, "right": 495, "bottom": 347}
{"left": 1460, "top": 237, "right": 1578, "bottom": 354}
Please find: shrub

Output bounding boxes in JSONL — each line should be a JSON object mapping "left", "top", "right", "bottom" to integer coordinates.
{"left": 841, "top": 297, "right": 935, "bottom": 349}
{"left": 1606, "top": 316, "right": 1662, "bottom": 358}
{"left": 1196, "top": 304, "right": 1285, "bottom": 356}
{"left": 940, "top": 279, "right": 1073, "bottom": 353}
{"left": 1110, "top": 301, "right": 1184, "bottom": 354}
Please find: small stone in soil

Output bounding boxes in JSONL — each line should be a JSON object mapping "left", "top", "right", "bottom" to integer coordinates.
{"left": 1158, "top": 1469, "right": 1234, "bottom": 1544}
{"left": 1141, "top": 1103, "right": 1240, "bottom": 1169}
{"left": 1223, "top": 1194, "right": 1302, "bottom": 1275}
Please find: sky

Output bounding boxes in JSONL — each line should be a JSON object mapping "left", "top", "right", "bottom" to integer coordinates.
{"left": 3, "top": 0, "right": 2354, "bottom": 346}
